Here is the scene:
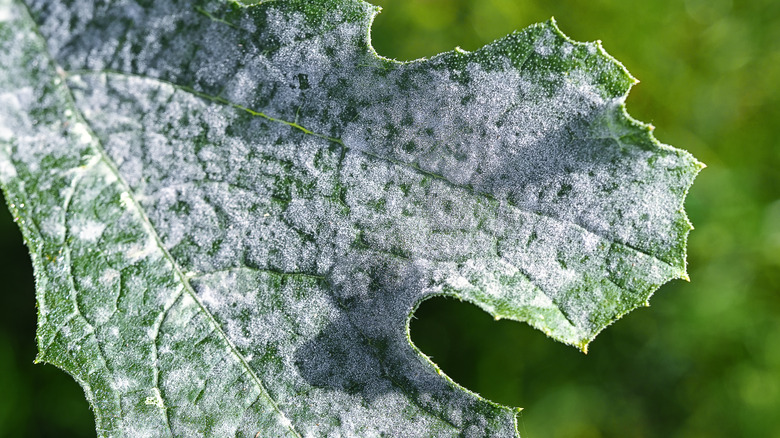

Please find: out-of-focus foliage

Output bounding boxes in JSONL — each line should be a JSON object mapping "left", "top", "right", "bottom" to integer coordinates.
{"left": 1, "top": 0, "right": 778, "bottom": 436}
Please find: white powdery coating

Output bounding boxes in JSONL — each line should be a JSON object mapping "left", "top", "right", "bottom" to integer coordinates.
{"left": 72, "top": 218, "right": 106, "bottom": 242}
{"left": 65, "top": 25, "right": 688, "bottom": 428}
{"left": 67, "top": 69, "right": 520, "bottom": 434}
{"left": 0, "top": 5, "right": 11, "bottom": 22}
{"left": 71, "top": 122, "right": 92, "bottom": 144}
{"left": 0, "top": 125, "right": 11, "bottom": 142}
{"left": 0, "top": 3, "right": 303, "bottom": 436}
{"left": 1, "top": 0, "right": 699, "bottom": 436}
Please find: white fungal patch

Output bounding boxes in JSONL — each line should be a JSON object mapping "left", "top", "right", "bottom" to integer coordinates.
{"left": 100, "top": 165, "right": 117, "bottom": 185}
{"left": 119, "top": 192, "right": 134, "bottom": 209}
{"left": 125, "top": 234, "right": 159, "bottom": 262}
{"left": 72, "top": 219, "right": 106, "bottom": 242}
{"left": 279, "top": 416, "right": 292, "bottom": 430}
{"left": 99, "top": 268, "right": 119, "bottom": 287}
{"left": 446, "top": 275, "right": 472, "bottom": 291}
{"left": 70, "top": 122, "right": 92, "bottom": 144}
{"left": 0, "top": 125, "right": 12, "bottom": 141}
{"left": 0, "top": 154, "right": 16, "bottom": 179}
{"left": 0, "top": 4, "right": 13, "bottom": 22}
{"left": 111, "top": 376, "right": 136, "bottom": 393}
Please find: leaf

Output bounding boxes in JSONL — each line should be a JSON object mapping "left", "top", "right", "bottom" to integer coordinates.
{"left": 0, "top": 0, "right": 702, "bottom": 436}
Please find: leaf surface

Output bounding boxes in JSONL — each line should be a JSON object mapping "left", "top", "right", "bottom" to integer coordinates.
{"left": 0, "top": 0, "right": 702, "bottom": 436}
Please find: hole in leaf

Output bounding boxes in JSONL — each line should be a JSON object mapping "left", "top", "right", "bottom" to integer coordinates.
{"left": 369, "top": 0, "right": 565, "bottom": 61}
{"left": 410, "top": 296, "right": 585, "bottom": 408}
{"left": 410, "top": 295, "right": 689, "bottom": 437}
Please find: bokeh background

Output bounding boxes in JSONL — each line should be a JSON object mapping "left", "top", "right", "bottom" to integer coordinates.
{"left": 1, "top": 0, "right": 778, "bottom": 436}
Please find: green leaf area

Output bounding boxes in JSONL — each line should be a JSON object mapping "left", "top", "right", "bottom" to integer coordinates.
{"left": 0, "top": 0, "right": 702, "bottom": 436}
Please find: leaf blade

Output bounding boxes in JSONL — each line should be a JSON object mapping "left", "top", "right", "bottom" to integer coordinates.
{"left": 0, "top": 0, "right": 702, "bottom": 436}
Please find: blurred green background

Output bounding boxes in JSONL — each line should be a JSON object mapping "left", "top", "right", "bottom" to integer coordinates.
{"left": 1, "top": 0, "right": 778, "bottom": 436}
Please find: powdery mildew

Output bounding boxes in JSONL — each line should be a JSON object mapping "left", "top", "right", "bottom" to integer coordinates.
{"left": 0, "top": 0, "right": 702, "bottom": 436}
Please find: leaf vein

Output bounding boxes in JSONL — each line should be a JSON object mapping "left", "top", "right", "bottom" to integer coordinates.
{"left": 48, "top": 63, "right": 303, "bottom": 438}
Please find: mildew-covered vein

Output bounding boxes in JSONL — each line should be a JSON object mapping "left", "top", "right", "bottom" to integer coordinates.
{"left": 81, "top": 114, "right": 303, "bottom": 438}
{"left": 67, "top": 68, "right": 344, "bottom": 145}
{"left": 1, "top": 3, "right": 301, "bottom": 435}
{"left": 195, "top": 6, "right": 240, "bottom": 30}
{"left": 194, "top": 265, "right": 326, "bottom": 281}
{"left": 67, "top": 68, "right": 681, "bottom": 276}
{"left": 59, "top": 172, "right": 106, "bottom": 359}
{"left": 149, "top": 286, "right": 186, "bottom": 436}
